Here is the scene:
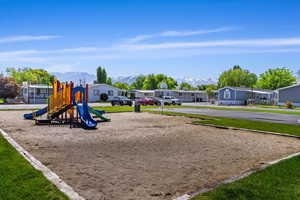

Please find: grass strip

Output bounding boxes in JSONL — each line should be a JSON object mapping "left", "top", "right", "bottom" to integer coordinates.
{"left": 0, "top": 134, "right": 69, "bottom": 200}
{"left": 92, "top": 105, "right": 186, "bottom": 113}
{"left": 191, "top": 155, "right": 300, "bottom": 200}
{"left": 147, "top": 110, "right": 300, "bottom": 137}
{"left": 248, "top": 104, "right": 300, "bottom": 110}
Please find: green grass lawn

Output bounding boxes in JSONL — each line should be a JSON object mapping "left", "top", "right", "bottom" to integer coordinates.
{"left": 248, "top": 104, "right": 300, "bottom": 110}
{"left": 92, "top": 105, "right": 185, "bottom": 113}
{"left": 194, "top": 118, "right": 300, "bottom": 136}
{"left": 148, "top": 110, "right": 300, "bottom": 136}
{"left": 0, "top": 99, "right": 4, "bottom": 104}
{"left": 191, "top": 155, "right": 300, "bottom": 200}
{"left": 93, "top": 105, "right": 134, "bottom": 112}
{"left": 0, "top": 134, "right": 69, "bottom": 200}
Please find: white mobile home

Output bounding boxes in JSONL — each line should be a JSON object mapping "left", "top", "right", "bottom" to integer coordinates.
{"left": 88, "top": 84, "right": 126, "bottom": 102}
{"left": 154, "top": 89, "right": 208, "bottom": 102}
{"left": 21, "top": 84, "right": 53, "bottom": 104}
{"left": 128, "top": 90, "right": 155, "bottom": 99}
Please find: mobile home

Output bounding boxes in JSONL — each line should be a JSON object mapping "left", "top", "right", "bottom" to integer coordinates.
{"left": 21, "top": 84, "right": 53, "bottom": 104}
{"left": 218, "top": 87, "right": 275, "bottom": 105}
{"left": 154, "top": 89, "right": 208, "bottom": 102}
{"left": 88, "top": 84, "right": 126, "bottom": 102}
{"left": 277, "top": 84, "right": 300, "bottom": 107}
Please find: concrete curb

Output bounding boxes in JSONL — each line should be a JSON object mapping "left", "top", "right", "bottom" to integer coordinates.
{"left": 192, "top": 122, "right": 300, "bottom": 139}
{"left": 0, "top": 128, "right": 85, "bottom": 200}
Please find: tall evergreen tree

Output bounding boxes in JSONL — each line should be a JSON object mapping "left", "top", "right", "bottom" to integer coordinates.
{"left": 96, "top": 66, "right": 107, "bottom": 83}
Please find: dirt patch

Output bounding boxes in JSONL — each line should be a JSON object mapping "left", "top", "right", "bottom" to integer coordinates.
{"left": 1, "top": 111, "right": 300, "bottom": 200}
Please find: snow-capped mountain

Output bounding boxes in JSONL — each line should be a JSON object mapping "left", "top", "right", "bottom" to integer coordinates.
{"left": 112, "top": 75, "right": 216, "bottom": 86}
{"left": 111, "top": 75, "right": 143, "bottom": 85}
{"left": 176, "top": 77, "right": 216, "bottom": 86}
{"left": 51, "top": 72, "right": 217, "bottom": 87}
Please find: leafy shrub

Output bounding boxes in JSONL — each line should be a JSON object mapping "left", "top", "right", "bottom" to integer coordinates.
{"left": 285, "top": 100, "right": 293, "bottom": 109}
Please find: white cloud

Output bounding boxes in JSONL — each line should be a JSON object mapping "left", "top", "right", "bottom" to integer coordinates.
{"left": 126, "top": 27, "right": 234, "bottom": 43}
{"left": 2, "top": 36, "right": 300, "bottom": 65}
{"left": 0, "top": 47, "right": 101, "bottom": 57}
{"left": 0, "top": 35, "right": 61, "bottom": 43}
{"left": 121, "top": 37, "right": 300, "bottom": 50}
{"left": 47, "top": 64, "right": 75, "bottom": 72}
{"left": 0, "top": 50, "right": 39, "bottom": 56}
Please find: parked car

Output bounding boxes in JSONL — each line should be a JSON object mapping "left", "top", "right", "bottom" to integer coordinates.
{"left": 111, "top": 96, "right": 133, "bottom": 106}
{"left": 135, "top": 97, "right": 156, "bottom": 106}
{"left": 148, "top": 97, "right": 162, "bottom": 105}
{"left": 162, "top": 96, "right": 182, "bottom": 105}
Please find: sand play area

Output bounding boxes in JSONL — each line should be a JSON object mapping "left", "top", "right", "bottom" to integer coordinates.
{"left": 1, "top": 111, "right": 300, "bottom": 200}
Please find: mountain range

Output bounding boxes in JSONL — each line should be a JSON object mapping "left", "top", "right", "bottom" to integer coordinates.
{"left": 51, "top": 72, "right": 216, "bottom": 86}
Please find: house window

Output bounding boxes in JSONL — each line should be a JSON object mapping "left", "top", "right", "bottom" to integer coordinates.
{"left": 36, "top": 88, "right": 41, "bottom": 95}
{"left": 108, "top": 90, "right": 114, "bottom": 96}
{"left": 93, "top": 89, "right": 99, "bottom": 96}
{"left": 191, "top": 93, "right": 194, "bottom": 96}
{"left": 224, "top": 89, "right": 231, "bottom": 99}
{"left": 179, "top": 93, "right": 182, "bottom": 96}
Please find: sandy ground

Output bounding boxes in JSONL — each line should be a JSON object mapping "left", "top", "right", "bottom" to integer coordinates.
{"left": 1, "top": 111, "right": 300, "bottom": 200}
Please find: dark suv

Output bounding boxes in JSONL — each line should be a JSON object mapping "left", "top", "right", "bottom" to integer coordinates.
{"left": 111, "top": 96, "right": 133, "bottom": 106}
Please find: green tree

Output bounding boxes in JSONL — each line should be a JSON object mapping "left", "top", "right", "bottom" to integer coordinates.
{"left": 106, "top": 77, "right": 112, "bottom": 85}
{"left": 130, "top": 76, "right": 146, "bottom": 89}
{"left": 256, "top": 68, "right": 297, "bottom": 90}
{"left": 96, "top": 66, "right": 107, "bottom": 83}
{"left": 205, "top": 84, "right": 217, "bottom": 99}
{"left": 113, "top": 82, "right": 129, "bottom": 90}
{"left": 218, "top": 65, "right": 257, "bottom": 88}
{"left": 142, "top": 74, "right": 157, "bottom": 90}
{"left": 197, "top": 84, "right": 218, "bottom": 90}
{"left": 130, "top": 74, "right": 177, "bottom": 90}
{"left": 6, "top": 68, "right": 55, "bottom": 85}
{"left": 179, "top": 82, "right": 193, "bottom": 90}
{"left": 165, "top": 77, "right": 177, "bottom": 89}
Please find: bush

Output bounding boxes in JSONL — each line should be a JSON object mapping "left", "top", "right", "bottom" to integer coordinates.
{"left": 0, "top": 77, "right": 19, "bottom": 99}
{"left": 285, "top": 100, "right": 293, "bottom": 109}
{"left": 100, "top": 93, "right": 108, "bottom": 101}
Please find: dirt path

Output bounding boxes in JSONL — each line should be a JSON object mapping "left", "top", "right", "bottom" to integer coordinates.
{"left": 1, "top": 111, "right": 300, "bottom": 200}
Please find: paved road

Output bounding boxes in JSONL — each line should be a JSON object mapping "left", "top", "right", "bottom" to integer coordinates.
{"left": 0, "top": 103, "right": 110, "bottom": 110}
{"left": 182, "top": 102, "right": 300, "bottom": 112}
{"left": 157, "top": 107, "right": 300, "bottom": 125}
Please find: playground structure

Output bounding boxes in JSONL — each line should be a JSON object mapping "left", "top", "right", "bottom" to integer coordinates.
{"left": 24, "top": 80, "right": 110, "bottom": 129}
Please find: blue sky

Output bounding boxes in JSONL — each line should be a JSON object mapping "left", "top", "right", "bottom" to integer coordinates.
{"left": 0, "top": 0, "right": 300, "bottom": 79}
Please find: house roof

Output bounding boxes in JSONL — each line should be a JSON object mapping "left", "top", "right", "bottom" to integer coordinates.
{"left": 132, "top": 90, "right": 155, "bottom": 93}
{"left": 154, "top": 89, "right": 207, "bottom": 93}
{"left": 218, "top": 86, "right": 274, "bottom": 94}
{"left": 277, "top": 83, "right": 300, "bottom": 91}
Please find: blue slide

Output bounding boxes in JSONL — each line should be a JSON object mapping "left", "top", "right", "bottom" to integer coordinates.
{"left": 24, "top": 106, "right": 48, "bottom": 120}
{"left": 76, "top": 103, "right": 97, "bottom": 129}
